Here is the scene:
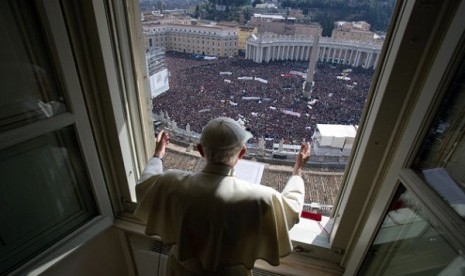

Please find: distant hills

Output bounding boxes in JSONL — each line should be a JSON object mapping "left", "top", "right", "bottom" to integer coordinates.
{"left": 141, "top": 0, "right": 396, "bottom": 35}
{"left": 280, "top": 0, "right": 396, "bottom": 34}
{"left": 199, "top": 0, "right": 395, "bottom": 34}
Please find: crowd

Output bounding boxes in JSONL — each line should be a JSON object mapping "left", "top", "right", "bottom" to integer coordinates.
{"left": 153, "top": 52, "right": 374, "bottom": 146}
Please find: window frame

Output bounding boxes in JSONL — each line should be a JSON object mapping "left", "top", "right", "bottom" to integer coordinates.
{"left": 340, "top": 0, "right": 465, "bottom": 274}
{"left": 1, "top": 0, "right": 114, "bottom": 274}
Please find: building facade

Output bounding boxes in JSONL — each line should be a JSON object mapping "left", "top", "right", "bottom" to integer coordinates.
{"left": 237, "top": 26, "right": 257, "bottom": 52}
{"left": 250, "top": 13, "right": 322, "bottom": 37}
{"left": 331, "top": 21, "right": 382, "bottom": 44}
{"left": 245, "top": 34, "right": 382, "bottom": 69}
{"left": 143, "top": 24, "right": 238, "bottom": 57}
{"left": 157, "top": 16, "right": 191, "bottom": 26}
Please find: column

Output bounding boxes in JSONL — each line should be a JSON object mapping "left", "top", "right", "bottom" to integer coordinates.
{"left": 359, "top": 51, "right": 365, "bottom": 67}
{"left": 251, "top": 45, "right": 255, "bottom": 62}
{"left": 373, "top": 53, "right": 380, "bottom": 69}
{"left": 253, "top": 45, "right": 258, "bottom": 62}
{"left": 368, "top": 51, "right": 374, "bottom": 68}
{"left": 365, "top": 52, "right": 371, "bottom": 69}
{"left": 252, "top": 45, "right": 255, "bottom": 61}
{"left": 356, "top": 50, "right": 362, "bottom": 67}
{"left": 254, "top": 45, "right": 258, "bottom": 63}
{"left": 352, "top": 50, "right": 358, "bottom": 67}
{"left": 349, "top": 49, "right": 354, "bottom": 65}
{"left": 266, "top": 46, "right": 271, "bottom": 62}
{"left": 358, "top": 51, "right": 364, "bottom": 67}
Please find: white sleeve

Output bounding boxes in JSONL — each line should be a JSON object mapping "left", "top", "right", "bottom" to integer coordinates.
{"left": 281, "top": 175, "right": 305, "bottom": 228}
{"left": 137, "top": 157, "right": 163, "bottom": 184}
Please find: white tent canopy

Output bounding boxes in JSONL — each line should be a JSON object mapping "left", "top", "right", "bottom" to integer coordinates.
{"left": 313, "top": 124, "right": 358, "bottom": 150}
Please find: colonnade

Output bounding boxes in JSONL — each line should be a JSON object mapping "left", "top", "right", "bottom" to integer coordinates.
{"left": 246, "top": 35, "right": 382, "bottom": 69}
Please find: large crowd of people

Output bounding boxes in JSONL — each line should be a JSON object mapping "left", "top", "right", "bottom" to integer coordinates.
{"left": 153, "top": 52, "right": 374, "bottom": 146}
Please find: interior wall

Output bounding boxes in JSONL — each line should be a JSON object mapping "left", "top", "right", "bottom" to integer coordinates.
{"left": 42, "top": 227, "right": 131, "bottom": 276}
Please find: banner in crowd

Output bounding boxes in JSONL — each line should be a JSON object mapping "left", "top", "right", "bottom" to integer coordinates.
{"left": 255, "top": 77, "right": 268, "bottom": 84}
{"left": 150, "top": 68, "right": 170, "bottom": 98}
{"left": 281, "top": 109, "right": 301, "bottom": 117}
{"left": 242, "top": 97, "right": 261, "bottom": 100}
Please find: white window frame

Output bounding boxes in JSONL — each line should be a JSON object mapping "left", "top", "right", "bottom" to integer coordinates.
{"left": 340, "top": 0, "right": 465, "bottom": 274}
{"left": 3, "top": 0, "right": 114, "bottom": 274}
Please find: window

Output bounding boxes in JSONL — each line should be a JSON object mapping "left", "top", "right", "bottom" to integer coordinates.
{"left": 147, "top": 2, "right": 364, "bottom": 255}
{"left": 0, "top": 0, "right": 112, "bottom": 274}
{"left": 6, "top": 0, "right": 465, "bottom": 274}
{"left": 358, "top": 185, "right": 463, "bottom": 275}
{"left": 341, "top": 0, "right": 465, "bottom": 273}
{"left": 141, "top": 1, "right": 464, "bottom": 273}
{"left": 355, "top": 38, "right": 465, "bottom": 275}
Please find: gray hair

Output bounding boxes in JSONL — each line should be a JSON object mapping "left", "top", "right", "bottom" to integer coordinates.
{"left": 201, "top": 143, "right": 244, "bottom": 166}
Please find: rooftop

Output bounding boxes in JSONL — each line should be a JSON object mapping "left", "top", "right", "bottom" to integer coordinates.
{"left": 316, "top": 124, "right": 357, "bottom": 138}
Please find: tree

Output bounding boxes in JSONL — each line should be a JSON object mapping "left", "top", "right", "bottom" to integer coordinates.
{"left": 252, "top": 0, "right": 263, "bottom": 8}
{"left": 193, "top": 5, "right": 200, "bottom": 19}
{"left": 316, "top": 12, "right": 334, "bottom": 36}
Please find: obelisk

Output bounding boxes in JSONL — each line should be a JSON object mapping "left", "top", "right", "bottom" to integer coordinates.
{"left": 303, "top": 34, "right": 320, "bottom": 98}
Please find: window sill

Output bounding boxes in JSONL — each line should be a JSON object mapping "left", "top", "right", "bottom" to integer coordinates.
{"left": 13, "top": 216, "right": 113, "bottom": 275}
{"left": 289, "top": 216, "right": 343, "bottom": 264}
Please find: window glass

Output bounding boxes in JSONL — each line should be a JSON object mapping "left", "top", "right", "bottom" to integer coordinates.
{"left": 0, "top": 1, "right": 100, "bottom": 273}
{"left": 0, "top": 1, "right": 67, "bottom": 132}
{"left": 413, "top": 58, "right": 465, "bottom": 219}
{"left": 358, "top": 185, "right": 464, "bottom": 275}
{"left": 0, "top": 126, "right": 97, "bottom": 274}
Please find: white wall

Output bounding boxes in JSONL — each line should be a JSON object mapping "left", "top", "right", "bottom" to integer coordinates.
{"left": 42, "top": 228, "right": 131, "bottom": 276}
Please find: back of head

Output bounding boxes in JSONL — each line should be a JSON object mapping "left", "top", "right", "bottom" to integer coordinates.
{"left": 199, "top": 117, "right": 252, "bottom": 166}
